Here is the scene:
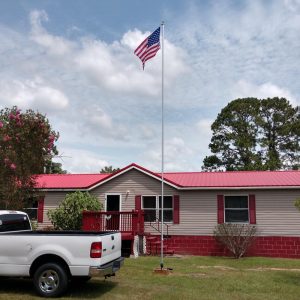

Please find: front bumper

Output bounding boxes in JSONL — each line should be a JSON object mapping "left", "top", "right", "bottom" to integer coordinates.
{"left": 89, "top": 257, "right": 124, "bottom": 277}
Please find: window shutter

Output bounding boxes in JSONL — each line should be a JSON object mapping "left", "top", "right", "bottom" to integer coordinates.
{"left": 217, "top": 195, "right": 224, "bottom": 224}
{"left": 37, "top": 197, "right": 45, "bottom": 223}
{"left": 173, "top": 195, "right": 180, "bottom": 224}
{"left": 249, "top": 194, "right": 256, "bottom": 224}
{"left": 135, "top": 195, "right": 141, "bottom": 210}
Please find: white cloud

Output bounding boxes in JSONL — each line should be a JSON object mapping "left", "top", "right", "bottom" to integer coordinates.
{"left": 138, "top": 125, "right": 156, "bottom": 140}
{"left": 0, "top": 3, "right": 299, "bottom": 174}
{"left": 196, "top": 119, "right": 213, "bottom": 140}
{"left": 74, "top": 32, "right": 188, "bottom": 97}
{"left": 284, "top": 0, "right": 300, "bottom": 12}
{"left": 232, "top": 80, "right": 298, "bottom": 105}
{"left": 0, "top": 78, "right": 69, "bottom": 111}
{"left": 80, "top": 104, "right": 129, "bottom": 141}
{"left": 142, "top": 137, "right": 194, "bottom": 171}
{"left": 30, "top": 10, "right": 74, "bottom": 56}
{"left": 83, "top": 105, "right": 112, "bottom": 129}
{"left": 28, "top": 11, "right": 188, "bottom": 98}
{"left": 54, "top": 148, "right": 109, "bottom": 173}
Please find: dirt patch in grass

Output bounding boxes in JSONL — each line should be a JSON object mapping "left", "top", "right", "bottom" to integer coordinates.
{"left": 171, "top": 272, "right": 207, "bottom": 278}
{"left": 197, "top": 265, "right": 300, "bottom": 272}
{"left": 247, "top": 267, "right": 300, "bottom": 272}
{"left": 197, "top": 265, "right": 237, "bottom": 271}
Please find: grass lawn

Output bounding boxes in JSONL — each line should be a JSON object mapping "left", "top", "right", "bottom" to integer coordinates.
{"left": 1, "top": 256, "right": 300, "bottom": 299}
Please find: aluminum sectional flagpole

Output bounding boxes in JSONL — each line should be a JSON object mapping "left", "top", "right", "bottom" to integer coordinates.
{"left": 160, "top": 21, "right": 165, "bottom": 270}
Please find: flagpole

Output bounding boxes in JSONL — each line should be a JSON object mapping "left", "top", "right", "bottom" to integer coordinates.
{"left": 160, "top": 20, "right": 165, "bottom": 270}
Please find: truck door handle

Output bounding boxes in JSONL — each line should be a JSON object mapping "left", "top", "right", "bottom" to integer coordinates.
{"left": 111, "top": 236, "right": 114, "bottom": 240}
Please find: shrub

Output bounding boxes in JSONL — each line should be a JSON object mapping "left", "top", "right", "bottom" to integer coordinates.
{"left": 214, "top": 223, "right": 257, "bottom": 259}
{"left": 47, "top": 191, "right": 102, "bottom": 230}
{"left": 295, "top": 198, "right": 300, "bottom": 211}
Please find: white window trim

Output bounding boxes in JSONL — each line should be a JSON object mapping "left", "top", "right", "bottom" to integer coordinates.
{"left": 142, "top": 195, "right": 174, "bottom": 223}
{"left": 224, "top": 194, "right": 249, "bottom": 224}
{"left": 105, "top": 193, "right": 122, "bottom": 212}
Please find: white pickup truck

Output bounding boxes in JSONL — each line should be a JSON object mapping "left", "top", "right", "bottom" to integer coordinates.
{"left": 0, "top": 210, "right": 124, "bottom": 297}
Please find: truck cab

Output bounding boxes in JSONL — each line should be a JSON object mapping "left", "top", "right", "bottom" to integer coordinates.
{"left": 0, "top": 210, "right": 32, "bottom": 232}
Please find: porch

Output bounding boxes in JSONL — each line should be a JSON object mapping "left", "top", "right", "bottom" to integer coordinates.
{"left": 82, "top": 210, "right": 145, "bottom": 240}
{"left": 82, "top": 210, "right": 174, "bottom": 256}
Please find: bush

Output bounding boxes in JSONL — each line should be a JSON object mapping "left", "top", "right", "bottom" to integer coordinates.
{"left": 47, "top": 191, "right": 102, "bottom": 230}
{"left": 295, "top": 198, "right": 300, "bottom": 211}
{"left": 214, "top": 223, "right": 257, "bottom": 259}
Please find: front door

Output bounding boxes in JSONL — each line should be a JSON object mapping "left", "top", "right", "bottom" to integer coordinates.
{"left": 106, "top": 194, "right": 120, "bottom": 230}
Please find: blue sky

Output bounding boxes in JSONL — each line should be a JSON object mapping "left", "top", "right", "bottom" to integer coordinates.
{"left": 0, "top": 0, "right": 299, "bottom": 173}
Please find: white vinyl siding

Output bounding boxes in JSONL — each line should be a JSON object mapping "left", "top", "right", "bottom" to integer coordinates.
{"left": 40, "top": 169, "right": 300, "bottom": 237}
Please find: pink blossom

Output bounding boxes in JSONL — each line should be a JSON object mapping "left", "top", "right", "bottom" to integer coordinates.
{"left": 0, "top": 121, "right": 3, "bottom": 128}
{"left": 10, "top": 163, "right": 16, "bottom": 170}
{"left": 3, "top": 135, "right": 11, "bottom": 142}
{"left": 4, "top": 158, "right": 10, "bottom": 164}
{"left": 9, "top": 113, "right": 15, "bottom": 120}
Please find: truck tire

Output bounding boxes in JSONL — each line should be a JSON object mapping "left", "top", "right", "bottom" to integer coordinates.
{"left": 33, "top": 263, "right": 69, "bottom": 297}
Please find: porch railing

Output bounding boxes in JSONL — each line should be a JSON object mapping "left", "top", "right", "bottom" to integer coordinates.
{"left": 149, "top": 216, "right": 170, "bottom": 236}
{"left": 82, "top": 210, "right": 144, "bottom": 236}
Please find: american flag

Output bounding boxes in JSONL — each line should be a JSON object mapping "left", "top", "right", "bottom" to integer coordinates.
{"left": 134, "top": 27, "right": 160, "bottom": 69}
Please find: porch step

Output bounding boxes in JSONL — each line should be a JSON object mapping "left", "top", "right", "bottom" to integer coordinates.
{"left": 145, "top": 236, "right": 174, "bottom": 256}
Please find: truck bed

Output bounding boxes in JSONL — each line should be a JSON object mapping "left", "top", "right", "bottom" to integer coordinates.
{"left": 0, "top": 230, "right": 117, "bottom": 236}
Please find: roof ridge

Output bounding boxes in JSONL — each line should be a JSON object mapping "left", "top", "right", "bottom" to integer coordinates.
{"left": 162, "top": 170, "right": 300, "bottom": 174}
{"left": 37, "top": 173, "right": 111, "bottom": 176}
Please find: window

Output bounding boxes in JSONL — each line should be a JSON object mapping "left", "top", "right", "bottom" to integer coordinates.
{"left": 224, "top": 195, "right": 249, "bottom": 223}
{"left": 23, "top": 200, "right": 38, "bottom": 220}
{"left": 159, "top": 196, "right": 173, "bottom": 222}
{"left": 142, "top": 196, "right": 173, "bottom": 222}
{"left": 143, "top": 196, "right": 157, "bottom": 222}
{"left": 0, "top": 214, "right": 31, "bottom": 232}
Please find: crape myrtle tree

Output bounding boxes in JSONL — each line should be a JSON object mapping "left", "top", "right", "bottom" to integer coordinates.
{"left": 0, "top": 106, "right": 59, "bottom": 209}
{"left": 203, "top": 98, "right": 300, "bottom": 171}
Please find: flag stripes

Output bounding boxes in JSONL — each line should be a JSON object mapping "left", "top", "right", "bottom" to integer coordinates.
{"left": 134, "top": 27, "right": 160, "bottom": 69}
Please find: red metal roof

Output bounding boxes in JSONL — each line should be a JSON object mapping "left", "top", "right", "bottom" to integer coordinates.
{"left": 163, "top": 170, "right": 300, "bottom": 188}
{"left": 35, "top": 163, "right": 300, "bottom": 189}
{"left": 36, "top": 173, "right": 110, "bottom": 189}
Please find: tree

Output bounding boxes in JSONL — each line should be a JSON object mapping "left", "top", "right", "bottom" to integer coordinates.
{"left": 0, "top": 106, "right": 59, "bottom": 209}
{"left": 44, "top": 161, "right": 67, "bottom": 174}
{"left": 47, "top": 191, "right": 102, "bottom": 230}
{"left": 100, "top": 166, "right": 120, "bottom": 174}
{"left": 203, "top": 98, "right": 300, "bottom": 171}
{"left": 258, "top": 98, "right": 299, "bottom": 170}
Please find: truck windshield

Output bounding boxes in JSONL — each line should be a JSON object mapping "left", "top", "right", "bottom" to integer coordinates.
{"left": 0, "top": 214, "right": 31, "bottom": 232}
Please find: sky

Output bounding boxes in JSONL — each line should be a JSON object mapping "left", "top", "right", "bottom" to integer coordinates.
{"left": 0, "top": 0, "right": 299, "bottom": 173}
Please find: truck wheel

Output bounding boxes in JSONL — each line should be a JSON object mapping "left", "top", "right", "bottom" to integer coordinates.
{"left": 33, "top": 263, "right": 69, "bottom": 297}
